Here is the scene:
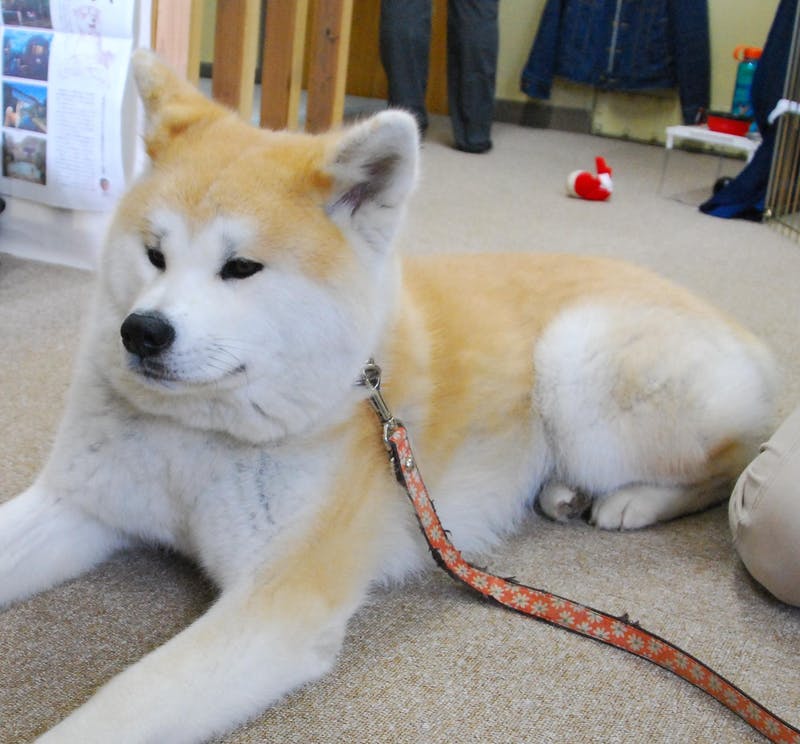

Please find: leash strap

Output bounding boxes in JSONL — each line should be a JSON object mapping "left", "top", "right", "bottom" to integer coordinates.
{"left": 360, "top": 362, "right": 799, "bottom": 743}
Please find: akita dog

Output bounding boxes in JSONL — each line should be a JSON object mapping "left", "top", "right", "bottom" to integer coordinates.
{"left": 1, "top": 50, "right": 777, "bottom": 743}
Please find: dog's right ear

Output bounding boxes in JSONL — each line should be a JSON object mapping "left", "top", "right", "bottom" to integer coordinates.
{"left": 132, "top": 48, "right": 228, "bottom": 162}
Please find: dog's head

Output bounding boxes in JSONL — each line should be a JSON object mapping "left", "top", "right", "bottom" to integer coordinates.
{"left": 98, "top": 49, "right": 418, "bottom": 442}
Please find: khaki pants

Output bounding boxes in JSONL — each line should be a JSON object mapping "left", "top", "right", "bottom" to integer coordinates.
{"left": 730, "top": 405, "right": 800, "bottom": 606}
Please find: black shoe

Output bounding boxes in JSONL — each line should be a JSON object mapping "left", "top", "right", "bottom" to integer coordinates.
{"left": 713, "top": 176, "right": 733, "bottom": 195}
{"left": 453, "top": 140, "right": 492, "bottom": 154}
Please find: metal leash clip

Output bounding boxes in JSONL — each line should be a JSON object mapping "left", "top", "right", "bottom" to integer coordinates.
{"left": 359, "top": 359, "right": 400, "bottom": 443}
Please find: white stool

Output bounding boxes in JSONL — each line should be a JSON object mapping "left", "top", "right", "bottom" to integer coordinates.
{"left": 659, "top": 124, "right": 761, "bottom": 193}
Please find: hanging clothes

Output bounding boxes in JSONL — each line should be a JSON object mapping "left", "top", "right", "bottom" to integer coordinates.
{"left": 520, "top": 0, "right": 710, "bottom": 125}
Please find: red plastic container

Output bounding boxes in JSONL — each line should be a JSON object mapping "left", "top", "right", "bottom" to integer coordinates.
{"left": 707, "top": 111, "right": 752, "bottom": 136}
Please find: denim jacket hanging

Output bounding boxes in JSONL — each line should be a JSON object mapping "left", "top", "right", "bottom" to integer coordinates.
{"left": 520, "top": 0, "right": 710, "bottom": 124}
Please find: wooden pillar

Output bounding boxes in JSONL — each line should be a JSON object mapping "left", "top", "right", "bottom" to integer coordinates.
{"left": 152, "top": 0, "right": 204, "bottom": 83}
{"left": 212, "top": 0, "right": 261, "bottom": 119}
{"left": 261, "top": 0, "right": 309, "bottom": 130}
{"left": 305, "top": 0, "right": 354, "bottom": 133}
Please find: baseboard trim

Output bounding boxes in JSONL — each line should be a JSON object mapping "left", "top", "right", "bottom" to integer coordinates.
{"left": 493, "top": 98, "right": 592, "bottom": 134}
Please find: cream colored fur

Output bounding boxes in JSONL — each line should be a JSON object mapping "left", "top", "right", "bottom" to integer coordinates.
{"left": 0, "top": 50, "right": 778, "bottom": 743}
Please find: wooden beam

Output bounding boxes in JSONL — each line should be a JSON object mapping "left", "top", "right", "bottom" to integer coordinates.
{"left": 212, "top": 0, "right": 261, "bottom": 119}
{"left": 261, "top": 0, "right": 309, "bottom": 130}
{"left": 152, "top": 0, "right": 204, "bottom": 83}
{"left": 305, "top": 0, "right": 354, "bottom": 133}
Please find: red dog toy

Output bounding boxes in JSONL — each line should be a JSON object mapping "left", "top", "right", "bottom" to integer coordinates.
{"left": 567, "top": 156, "right": 613, "bottom": 201}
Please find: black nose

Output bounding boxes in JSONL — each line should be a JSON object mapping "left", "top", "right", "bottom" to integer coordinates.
{"left": 120, "top": 311, "right": 175, "bottom": 358}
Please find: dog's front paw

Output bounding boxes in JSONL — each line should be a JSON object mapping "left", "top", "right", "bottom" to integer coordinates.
{"left": 538, "top": 482, "right": 592, "bottom": 522}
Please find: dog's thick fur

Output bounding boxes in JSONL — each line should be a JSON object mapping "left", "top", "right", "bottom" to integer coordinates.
{"left": 0, "top": 51, "right": 778, "bottom": 743}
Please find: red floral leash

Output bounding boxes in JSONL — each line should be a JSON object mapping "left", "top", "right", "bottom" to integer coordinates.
{"left": 360, "top": 361, "right": 800, "bottom": 744}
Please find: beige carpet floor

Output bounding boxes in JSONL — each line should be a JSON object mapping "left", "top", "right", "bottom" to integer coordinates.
{"left": 1, "top": 116, "right": 799, "bottom": 743}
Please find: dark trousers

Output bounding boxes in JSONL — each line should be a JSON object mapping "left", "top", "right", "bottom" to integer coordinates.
{"left": 699, "top": 0, "right": 797, "bottom": 220}
{"left": 379, "top": 0, "right": 499, "bottom": 150}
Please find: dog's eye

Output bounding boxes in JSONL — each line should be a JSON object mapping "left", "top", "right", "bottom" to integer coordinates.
{"left": 220, "top": 257, "right": 264, "bottom": 280}
{"left": 146, "top": 247, "right": 166, "bottom": 271}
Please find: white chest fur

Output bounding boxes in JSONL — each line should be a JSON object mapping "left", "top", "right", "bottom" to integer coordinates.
{"left": 41, "top": 372, "right": 336, "bottom": 588}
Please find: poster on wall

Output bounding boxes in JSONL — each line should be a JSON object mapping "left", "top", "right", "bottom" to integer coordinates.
{"left": 0, "top": 0, "right": 140, "bottom": 211}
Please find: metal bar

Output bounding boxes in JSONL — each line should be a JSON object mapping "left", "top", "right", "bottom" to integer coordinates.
{"left": 766, "top": 0, "right": 800, "bottom": 225}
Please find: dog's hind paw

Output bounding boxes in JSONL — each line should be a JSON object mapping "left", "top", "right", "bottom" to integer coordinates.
{"left": 590, "top": 484, "right": 682, "bottom": 530}
{"left": 591, "top": 481, "right": 728, "bottom": 530}
{"left": 538, "top": 482, "right": 592, "bottom": 522}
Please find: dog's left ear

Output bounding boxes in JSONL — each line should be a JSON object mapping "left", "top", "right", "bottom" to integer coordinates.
{"left": 325, "top": 110, "right": 419, "bottom": 254}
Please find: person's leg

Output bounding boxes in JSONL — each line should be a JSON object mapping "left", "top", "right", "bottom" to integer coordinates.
{"left": 447, "top": 0, "right": 499, "bottom": 152}
{"left": 379, "top": 0, "right": 432, "bottom": 134}
{"left": 699, "top": 0, "right": 797, "bottom": 219}
{"left": 730, "top": 405, "right": 800, "bottom": 605}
